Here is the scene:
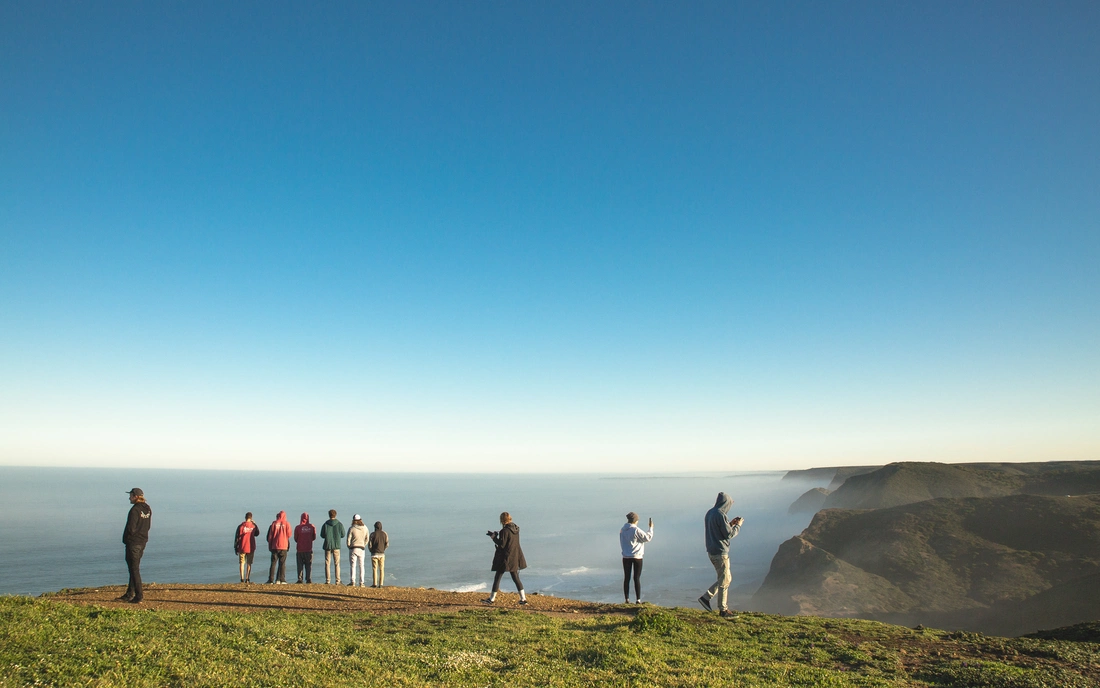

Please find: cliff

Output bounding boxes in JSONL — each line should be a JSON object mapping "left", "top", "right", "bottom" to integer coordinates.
{"left": 788, "top": 487, "right": 830, "bottom": 514}
{"left": 750, "top": 493, "right": 1100, "bottom": 635}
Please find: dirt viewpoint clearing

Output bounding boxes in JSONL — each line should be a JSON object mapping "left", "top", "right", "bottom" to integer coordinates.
{"left": 48, "top": 584, "right": 632, "bottom": 618}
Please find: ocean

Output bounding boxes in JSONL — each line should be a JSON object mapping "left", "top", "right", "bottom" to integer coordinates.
{"left": 0, "top": 467, "right": 822, "bottom": 608}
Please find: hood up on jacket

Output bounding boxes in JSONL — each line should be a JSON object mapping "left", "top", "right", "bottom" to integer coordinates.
{"left": 276, "top": 510, "right": 287, "bottom": 522}
{"left": 300, "top": 513, "right": 310, "bottom": 524}
{"left": 374, "top": 521, "right": 383, "bottom": 531}
{"left": 713, "top": 492, "right": 733, "bottom": 516}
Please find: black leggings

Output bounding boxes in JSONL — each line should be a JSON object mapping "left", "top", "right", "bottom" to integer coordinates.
{"left": 623, "top": 557, "right": 643, "bottom": 600}
{"left": 491, "top": 570, "right": 524, "bottom": 593}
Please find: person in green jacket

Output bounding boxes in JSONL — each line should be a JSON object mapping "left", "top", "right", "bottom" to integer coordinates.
{"left": 319, "top": 509, "right": 345, "bottom": 585}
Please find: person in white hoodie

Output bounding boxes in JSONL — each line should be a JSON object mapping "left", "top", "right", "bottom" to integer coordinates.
{"left": 346, "top": 515, "right": 369, "bottom": 587}
{"left": 619, "top": 512, "right": 654, "bottom": 604}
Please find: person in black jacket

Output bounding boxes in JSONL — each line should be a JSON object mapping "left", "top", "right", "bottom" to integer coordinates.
{"left": 482, "top": 512, "right": 528, "bottom": 605}
{"left": 121, "top": 487, "right": 152, "bottom": 603}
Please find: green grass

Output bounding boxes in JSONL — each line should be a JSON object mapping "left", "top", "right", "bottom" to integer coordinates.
{"left": 2, "top": 597, "right": 1098, "bottom": 687}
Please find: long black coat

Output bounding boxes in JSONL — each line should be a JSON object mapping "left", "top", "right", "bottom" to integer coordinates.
{"left": 490, "top": 522, "right": 527, "bottom": 572}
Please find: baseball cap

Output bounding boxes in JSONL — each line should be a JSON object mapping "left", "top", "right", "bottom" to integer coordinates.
{"left": 127, "top": 487, "right": 144, "bottom": 496}
{"left": 353, "top": 513, "right": 361, "bottom": 520}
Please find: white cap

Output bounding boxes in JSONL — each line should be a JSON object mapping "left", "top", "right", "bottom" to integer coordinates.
{"left": 353, "top": 513, "right": 361, "bottom": 520}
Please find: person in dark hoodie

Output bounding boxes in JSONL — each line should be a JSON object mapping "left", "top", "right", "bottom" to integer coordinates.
{"left": 320, "top": 509, "right": 345, "bottom": 585}
{"left": 293, "top": 512, "right": 316, "bottom": 584}
{"left": 266, "top": 510, "right": 292, "bottom": 584}
{"left": 369, "top": 521, "right": 389, "bottom": 587}
{"left": 120, "top": 487, "right": 151, "bottom": 603}
{"left": 483, "top": 512, "right": 528, "bottom": 605}
{"left": 698, "top": 492, "right": 743, "bottom": 618}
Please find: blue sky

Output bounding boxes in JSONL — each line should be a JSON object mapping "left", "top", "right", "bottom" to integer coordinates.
{"left": 2, "top": 2, "right": 1098, "bottom": 472}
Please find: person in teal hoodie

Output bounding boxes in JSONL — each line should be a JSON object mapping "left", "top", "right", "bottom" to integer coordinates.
{"left": 319, "top": 509, "right": 345, "bottom": 585}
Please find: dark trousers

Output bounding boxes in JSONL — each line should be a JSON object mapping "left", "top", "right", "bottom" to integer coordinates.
{"left": 296, "top": 551, "right": 313, "bottom": 583}
{"left": 125, "top": 544, "right": 145, "bottom": 600}
{"left": 491, "top": 569, "right": 523, "bottom": 593}
{"left": 623, "top": 557, "right": 643, "bottom": 600}
{"left": 268, "top": 549, "right": 288, "bottom": 582}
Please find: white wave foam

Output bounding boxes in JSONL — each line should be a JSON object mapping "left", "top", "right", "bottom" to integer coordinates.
{"left": 449, "top": 582, "right": 488, "bottom": 593}
{"left": 561, "top": 567, "right": 590, "bottom": 576}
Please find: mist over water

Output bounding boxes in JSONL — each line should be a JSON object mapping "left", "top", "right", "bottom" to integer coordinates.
{"left": 0, "top": 467, "right": 824, "bottom": 608}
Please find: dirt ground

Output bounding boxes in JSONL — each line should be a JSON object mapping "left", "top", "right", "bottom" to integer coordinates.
{"left": 48, "top": 583, "right": 633, "bottom": 618}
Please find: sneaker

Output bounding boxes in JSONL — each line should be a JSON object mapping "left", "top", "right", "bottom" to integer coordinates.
{"left": 519, "top": 599, "right": 528, "bottom": 605}
{"left": 719, "top": 610, "right": 737, "bottom": 619}
{"left": 128, "top": 598, "right": 143, "bottom": 604}
{"left": 481, "top": 598, "right": 495, "bottom": 605}
{"left": 698, "top": 596, "right": 712, "bottom": 612}
{"left": 276, "top": 580, "right": 288, "bottom": 585}
{"left": 624, "top": 599, "right": 630, "bottom": 605}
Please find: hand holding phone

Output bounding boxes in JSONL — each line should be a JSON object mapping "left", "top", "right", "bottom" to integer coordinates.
{"left": 648, "top": 517, "right": 653, "bottom": 528}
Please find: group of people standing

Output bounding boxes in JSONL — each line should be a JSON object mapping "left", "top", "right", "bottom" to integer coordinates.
{"left": 616, "top": 492, "right": 744, "bottom": 617}
{"left": 483, "top": 496, "right": 743, "bottom": 619}
{"left": 123, "top": 488, "right": 745, "bottom": 618}
{"left": 233, "top": 509, "right": 389, "bottom": 588}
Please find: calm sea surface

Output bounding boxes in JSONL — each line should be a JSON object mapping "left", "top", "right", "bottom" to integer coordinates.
{"left": 0, "top": 467, "right": 823, "bottom": 608}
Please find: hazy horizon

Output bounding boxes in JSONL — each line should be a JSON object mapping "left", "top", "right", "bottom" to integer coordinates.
{"left": 0, "top": 458, "right": 1090, "bottom": 475}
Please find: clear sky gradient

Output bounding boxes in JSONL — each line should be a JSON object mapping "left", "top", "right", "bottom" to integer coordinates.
{"left": 2, "top": 2, "right": 1098, "bottom": 472}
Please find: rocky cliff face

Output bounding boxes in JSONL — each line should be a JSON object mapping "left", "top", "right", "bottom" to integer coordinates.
{"left": 750, "top": 493, "right": 1100, "bottom": 635}
{"left": 788, "top": 487, "right": 830, "bottom": 514}
{"left": 751, "top": 535, "right": 917, "bottom": 616}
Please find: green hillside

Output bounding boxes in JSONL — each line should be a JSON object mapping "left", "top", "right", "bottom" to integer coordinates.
{"left": 751, "top": 494, "right": 1100, "bottom": 636}
{"left": 820, "top": 462, "right": 1100, "bottom": 511}
{"left": 2, "top": 596, "right": 1099, "bottom": 687}
{"left": 822, "top": 463, "right": 1024, "bottom": 510}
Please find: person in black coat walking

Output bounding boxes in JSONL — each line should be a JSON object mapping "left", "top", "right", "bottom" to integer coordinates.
{"left": 483, "top": 512, "right": 528, "bottom": 605}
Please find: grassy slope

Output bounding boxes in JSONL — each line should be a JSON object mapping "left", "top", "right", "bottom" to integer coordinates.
{"left": 823, "top": 464, "right": 1025, "bottom": 510}
{"left": 2, "top": 597, "right": 1099, "bottom": 687}
{"left": 821, "top": 462, "right": 1100, "bottom": 512}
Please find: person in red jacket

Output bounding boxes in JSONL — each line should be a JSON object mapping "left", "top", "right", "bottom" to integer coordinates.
{"left": 234, "top": 512, "right": 259, "bottom": 584}
{"left": 293, "top": 512, "right": 317, "bottom": 584}
{"left": 266, "top": 510, "right": 292, "bottom": 584}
